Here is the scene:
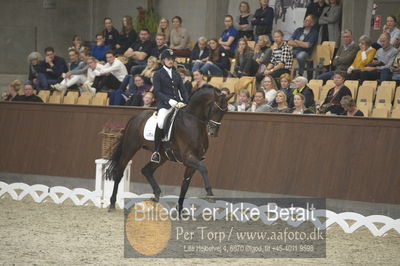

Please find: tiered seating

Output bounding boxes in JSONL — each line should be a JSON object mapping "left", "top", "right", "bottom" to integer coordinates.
{"left": 48, "top": 94, "right": 61, "bottom": 104}
{"left": 38, "top": 90, "right": 50, "bottom": 103}
{"left": 371, "top": 108, "right": 389, "bottom": 118}
{"left": 344, "top": 80, "right": 359, "bottom": 99}
{"left": 91, "top": 92, "right": 108, "bottom": 106}
{"left": 208, "top": 77, "right": 224, "bottom": 88}
{"left": 307, "top": 79, "right": 323, "bottom": 103}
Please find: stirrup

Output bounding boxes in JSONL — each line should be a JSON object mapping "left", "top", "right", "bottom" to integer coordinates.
{"left": 150, "top": 152, "right": 161, "bottom": 163}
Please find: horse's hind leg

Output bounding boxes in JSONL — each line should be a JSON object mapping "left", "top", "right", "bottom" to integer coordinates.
{"left": 141, "top": 157, "right": 166, "bottom": 202}
{"left": 178, "top": 167, "right": 196, "bottom": 215}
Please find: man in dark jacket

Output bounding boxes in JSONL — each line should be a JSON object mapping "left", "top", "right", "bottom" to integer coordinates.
{"left": 151, "top": 49, "right": 189, "bottom": 163}
{"left": 36, "top": 47, "right": 68, "bottom": 90}
{"left": 252, "top": 0, "right": 274, "bottom": 41}
{"left": 13, "top": 81, "right": 43, "bottom": 103}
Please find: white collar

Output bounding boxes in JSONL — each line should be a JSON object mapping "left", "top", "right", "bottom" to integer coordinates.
{"left": 163, "top": 65, "right": 172, "bottom": 78}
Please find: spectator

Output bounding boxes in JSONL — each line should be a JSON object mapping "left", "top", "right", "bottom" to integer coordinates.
{"left": 359, "top": 32, "right": 397, "bottom": 82}
{"left": 151, "top": 33, "right": 169, "bottom": 59}
{"left": 340, "top": 95, "right": 364, "bottom": 116}
{"left": 93, "top": 50, "right": 128, "bottom": 91}
{"left": 27, "top": 51, "right": 42, "bottom": 90}
{"left": 68, "top": 35, "right": 86, "bottom": 53}
{"left": 91, "top": 33, "right": 109, "bottom": 62}
{"left": 233, "top": 89, "right": 251, "bottom": 111}
{"left": 157, "top": 18, "right": 171, "bottom": 44}
{"left": 110, "top": 74, "right": 150, "bottom": 106}
{"left": 317, "top": 29, "right": 359, "bottom": 81}
{"left": 142, "top": 91, "right": 156, "bottom": 107}
{"left": 118, "top": 15, "right": 137, "bottom": 54}
{"left": 252, "top": 0, "right": 274, "bottom": 41}
{"left": 271, "top": 90, "right": 290, "bottom": 112}
{"left": 347, "top": 35, "right": 376, "bottom": 80}
{"left": 192, "top": 69, "right": 207, "bottom": 93}
{"left": 12, "top": 81, "right": 43, "bottom": 103}
{"left": 234, "top": 38, "right": 258, "bottom": 77}
{"left": 52, "top": 50, "right": 90, "bottom": 92}
{"left": 253, "top": 35, "right": 272, "bottom": 74}
{"left": 260, "top": 75, "right": 277, "bottom": 105}
{"left": 2, "top": 80, "right": 21, "bottom": 101}
{"left": 235, "top": 1, "right": 254, "bottom": 40}
{"left": 81, "top": 56, "right": 105, "bottom": 95}
{"left": 36, "top": 47, "right": 68, "bottom": 91}
{"left": 169, "top": 16, "right": 191, "bottom": 57}
{"left": 256, "top": 30, "right": 292, "bottom": 82}
{"left": 289, "top": 76, "right": 315, "bottom": 108}
{"left": 305, "top": 0, "right": 328, "bottom": 31}
{"left": 278, "top": 73, "right": 293, "bottom": 101}
{"left": 177, "top": 68, "right": 193, "bottom": 97}
{"left": 318, "top": 0, "right": 342, "bottom": 47}
{"left": 248, "top": 90, "right": 273, "bottom": 112}
{"left": 288, "top": 15, "right": 318, "bottom": 78}
{"left": 189, "top": 37, "right": 209, "bottom": 70}
{"left": 124, "top": 28, "right": 154, "bottom": 67}
{"left": 102, "top": 17, "right": 120, "bottom": 51}
{"left": 290, "top": 93, "right": 314, "bottom": 114}
{"left": 385, "top": 50, "right": 400, "bottom": 81}
{"left": 318, "top": 71, "right": 351, "bottom": 115}
{"left": 376, "top": 15, "right": 400, "bottom": 49}
{"left": 67, "top": 49, "right": 80, "bottom": 71}
{"left": 140, "top": 56, "right": 159, "bottom": 85}
{"left": 192, "top": 39, "right": 230, "bottom": 76}
{"left": 221, "top": 87, "right": 236, "bottom": 111}
{"left": 219, "top": 15, "right": 240, "bottom": 57}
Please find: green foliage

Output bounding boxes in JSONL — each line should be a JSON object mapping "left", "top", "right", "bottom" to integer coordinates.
{"left": 135, "top": 9, "right": 158, "bottom": 33}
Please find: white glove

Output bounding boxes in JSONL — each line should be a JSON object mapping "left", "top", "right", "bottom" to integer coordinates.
{"left": 176, "top": 102, "right": 186, "bottom": 109}
{"left": 93, "top": 70, "right": 101, "bottom": 76}
{"left": 168, "top": 99, "right": 178, "bottom": 107}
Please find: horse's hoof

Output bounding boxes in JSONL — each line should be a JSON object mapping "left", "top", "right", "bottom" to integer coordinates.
{"left": 206, "top": 195, "right": 216, "bottom": 203}
{"left": 150, "top": 196, "right": 159, "bottom": 202}
{"left": 108, "top": 205, "right": 116, "bottom": 212}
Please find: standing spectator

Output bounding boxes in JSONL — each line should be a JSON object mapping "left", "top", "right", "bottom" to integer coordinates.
{"left": 91, "top": 34, "right": 109, "bottom": 62}
{"left": 67, "top": 49, "right": 80, "bottom": 71}
{"left": 124, "top": 28, "right": 154, "bottom": 68}
{"left": 118, "top": 15, "right": 137, "bottom": 55}
{"left": 253, "top": 35, "right": 272, "bottom": 74}
{"left": 93, "top": 50, "right": 128, "bottom": 91}
{"left": 102, "top": 17, "right": 120, "bottom": 51}
{"left": 27, "top": 51, "right": 42, "bottom": 90}
{"left": 252, "top": 0, "right": 274, "bottom": 41}
{"left": 347, "top": 35, "right": 376, "bottom": 80}
{"left": 157, "top": 18, "right": 171, "bottom": 45}
{"left": 68, "top": 35, "right": 85, "bottom": 53}
{"left": 142, "top": 91, "right": 156, "bottom": 107}
{"left": 169, "top": 16, "right": 191, "bottom": 57}
{"left": 81, "top": 57, "right": 105, "bottom": 95}
{"left": 1, "top": 80, "right": 20, "bottom": 101}
{"left": 290, "top": 93, "right": 314, "bottom": 114}
{"left": 234, "top": 38, "right": 258, "bottom": 77}
{"left": 305, "top": 0, "right": 328, "bottom": 32}
{"left": 288, "top": 15, "right": 318, "bottom": 78}
{"left": 318, "top": 71, "right": 351, "bottom": 115}
{"left": 220, "top": 15, "right": 240, "bottom": 57}
{"left": 189, "top": 37, "right": 209, "bottom": 71}
{"left": 289, "top": 76, "right": 315, "bottom": 108}
{"left": 340, "top": 95, "right": 364, "bottom": 116}
{"left": 36, "top": 47, "right": 68, "bottom": 91}
{"left": 236, "top": 1, "right": 254, "bottom": 40}
{"left": 359, "top": 33, "right": 397, "bottom": 82}
{"left": 279, "top": 73, "right": 293, "bottom": 101}
{"left": 191, "top": 70, "right": 207, "bottom": 94}
{"left": 317, "top": 29, "right": 359, "bottom": 81}
{"left": 318, "top": 0, "right": 342, "bottom": 47}
{"left": 151, "top": 33, "right": 169, "bottom": 59}
{"left": 271, "top": 90, "right": 290, "bottom": 113}
{"left": 257, "top": 30, "right": 292, "bottom": 82}
{"left": 260, "top": 75, "right": 277, "bottom": 105}
{"left": 12, "top": 81, "right": 43, "bottom": 103}
{"left": 192, "top": 39, "right": 230, "bottom": 76}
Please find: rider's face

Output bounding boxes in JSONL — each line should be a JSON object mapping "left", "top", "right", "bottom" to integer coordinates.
{"left": 163, "top": 58, "right": 174, "bottom": 68}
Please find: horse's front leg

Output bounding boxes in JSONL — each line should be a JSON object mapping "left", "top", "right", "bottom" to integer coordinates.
{"left": 183, "top": 158, "right": 214, "bottom": 198}
{"left": 178, "top": 167, "right": 196, "bottom": 215}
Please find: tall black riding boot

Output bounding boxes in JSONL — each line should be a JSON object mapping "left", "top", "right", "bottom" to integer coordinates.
{"left": 150, "top": 126, "right": 163, "bottom": 163}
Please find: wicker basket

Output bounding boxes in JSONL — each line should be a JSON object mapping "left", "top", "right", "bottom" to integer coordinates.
{"left": 100, "top": 132, "right": 122, "bottom": 159}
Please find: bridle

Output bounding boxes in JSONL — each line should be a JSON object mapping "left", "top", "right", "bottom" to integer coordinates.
{"left": 206, "top": 101, "right": 227, "bottom": 131}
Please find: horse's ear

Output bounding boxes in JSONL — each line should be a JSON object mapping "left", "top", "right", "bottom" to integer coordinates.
{"left": 226, "top": 92, "right": 235, "bottom": 101}
{"left": 214, "top": 88, "right": 222, "bottom": 96}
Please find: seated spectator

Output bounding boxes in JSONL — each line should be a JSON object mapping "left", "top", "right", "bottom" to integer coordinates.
{"left": 177, "top": 68, "right": 193, "bottom": 97}
{"left": 27, "top": 51, "right": 42, "bottom": 90}
{"left": 317, "top": 29, "right": 359, "bottom": 81}
{"left": 36, "top": 47, "right": 68, "bottom": 90}
{"left": 271, "top": 90, "right": 290, "bottom": 113}
{"left": 317, "top": 71, "right": 351, "bottom": 115}
{"left": 278, "top": 73, "right": 293, "bottom": 102}
{"left": 192, "top": 39, "right": 230, "bottom": 76}
{"left": 233, "top": 89, "right": 252, "bottom": 111}
{"left": 289, "top": 76, "right": 315, "bottom": 109}
{"left": 290, "top": 93, "right": 314, "bottom": 114}
{"left": 385, "top": 50, "right": 400, "bottom": 81}
{"left": 67, "top": 49, "right": 80, "bottom": 71}
{"left": 52, "top": 50, "right": 90, "bottom": 92}
{"left": 340, "top": 95, "right": 364, "bottom": 116}
{"left": 248, "top": 90, "right": 273, "bottom": 112}
{"left": 118, "top": 75, "right": 151, "bottom": 106}
{"left": 318, "top": 0, "right": 341, "bottom": 47}
{"left": 102, "top": 17, "right": 120, "bottom": 51}
{"left": 131, "top": 56, "right": 158, "bottom": 80}
{"left": 375, "top": 15, "right": 400, "bottom": 49}
{"left": 234, "top": 38, "right": 258, "bottom": 77}
{"left": 169, "top": 16, "right": 191, "bottom": 57}
{"left": 251, "top": 0, "right": 274, "bottom": 41}
{"left": 157, "top": 18, "right": 171, "bottom": 44}
{"left": 142, "top": 91, "right": 156, "bottom": 107}
{"left": 219, "top": 15, "right": 239, "bottom": 57}
{"left": 189, "top": 37, "right": 209, "bottom": 70}
{"left": 151, "top": 33, "right": 169, "bottom": 59}
{"left": 81, "top": 56, "right": 105, "bottom": 95}
{"left": 347, "top": 35, "right": 376, "bottom": 80}
{"left": 288, "top": 15, "right": 318, "bottom": 78}
{"left": 12, "top": 81, "right": 43, "bottom": 103}
{"left": 117, "top": 15, "right": 137, "bottom": 55}
{"left": 236, "top": 1, "right": 254, "bottom": 40}
{"left": 68, "top": 35, "right": 86, "bottom": 53}
{"left": 359, "top": 33, "right": 397, "bottom": 82}
{"left": 305, "top": 0, "right": 328, "bottom": 32}
{"left": 192, "top": 70, "right": 207, "bottom": 94}
{"left": 253, "top": 35, "right": 272, "bottom": 74}
{"left": 91, "top": 34, "right": 109, "bottom": 62}
{"left": 92, "top": 50, "right": 128, "bottom": 92}
{"left": 260, "top": 75, "right": 277, "bottom": 105}
{"left": 257, "top": 30, "right": 292, "bottom": 82}
{"left": 2, "top": 80, "right": 21, "bottom": 101}
{"left": 124, "top": 28, "right": 154, "bottom": 67}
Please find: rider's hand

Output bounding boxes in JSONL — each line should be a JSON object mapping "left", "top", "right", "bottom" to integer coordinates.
{"left": 168, "top": 99, "right": 178, "bottom": 107}
{"left": 176, "top": 102, "right": 186, "bottom": 109}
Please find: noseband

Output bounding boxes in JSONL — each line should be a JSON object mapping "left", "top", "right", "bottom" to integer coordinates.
{"left": 206, "top": 101, "right": 227, "bottom": 130}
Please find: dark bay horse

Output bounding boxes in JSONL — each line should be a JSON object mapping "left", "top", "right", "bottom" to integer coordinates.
{"left": 106, "top": 85, "right": 234, "bottom": 212}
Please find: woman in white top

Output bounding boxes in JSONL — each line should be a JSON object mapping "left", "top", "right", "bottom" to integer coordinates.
{"left": 260, "top": 75, "right": 277, "bottom": 105}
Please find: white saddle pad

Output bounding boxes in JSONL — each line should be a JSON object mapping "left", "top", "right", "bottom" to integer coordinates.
{"left": 143, "top": 111, "right": 176, "bottom": 142}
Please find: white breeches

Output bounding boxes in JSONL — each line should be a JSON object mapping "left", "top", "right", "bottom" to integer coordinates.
{"left": 157, "top": 108, "right": 174, "bottom": 129}
{"left": 59, "top": 75, "right": 87, "bottom": 89}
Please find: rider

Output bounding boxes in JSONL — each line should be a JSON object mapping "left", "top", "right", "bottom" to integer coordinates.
{"left": 151, "top": 49, "right": 189, "bottom": 163}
